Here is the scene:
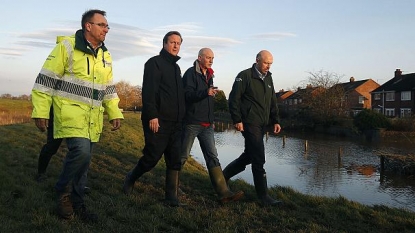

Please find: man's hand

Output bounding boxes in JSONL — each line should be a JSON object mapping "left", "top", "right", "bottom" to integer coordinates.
{"left": 273, "top": 124, "right": 281, "bottom": 134}
{"left": 234, "top": 122, "right": 244, "bottom": 132}
{"left": 34, "top": 118, "right": 48, "bottom": 132}
{"left": 149, "top": 118, "right": 159, "bottom": 133}
{"left": 110, "top": 118, "right": 121, "bottom": 131}
{"left": 207, "top": 87, "right": 218, "bottom": 96}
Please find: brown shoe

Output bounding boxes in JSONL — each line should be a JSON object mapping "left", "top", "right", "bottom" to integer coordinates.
{"left": 57, "top": 193, "right": 73, "bottom": 219}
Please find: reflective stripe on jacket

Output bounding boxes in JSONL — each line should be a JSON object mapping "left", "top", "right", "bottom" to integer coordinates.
{"left": 31, "top": 30, "right": 123, "bottom": 142}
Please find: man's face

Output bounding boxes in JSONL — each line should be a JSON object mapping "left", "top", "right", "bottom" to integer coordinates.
{"left": 163, "top": 34, "right": 181, "bottom": 56}
{"left": 198, "top": 49, "right": 214, "bottom": 70}
{"left": 256, "top": 53, "right": 273, "bottom": 75}
{"left": 85, "top": 13, "right": 109, "bottom": 43}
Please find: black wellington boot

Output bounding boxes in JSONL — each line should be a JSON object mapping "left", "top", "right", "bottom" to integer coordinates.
{"left": 123, "top": 164, "right": 145, "bottom": 196}
{"left": 222, "top": 158, "right": 247, "bottom": 183}
{"left": 164, "top": 169, "right": 186, "bottom": 207}
{"left": 253, "top": 172, "right": 283, "bottom": 206}
{"left": 208, "top": 166, "right": 244, "bottom": 204}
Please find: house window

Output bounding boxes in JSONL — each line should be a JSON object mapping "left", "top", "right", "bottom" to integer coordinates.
{"left": 288, "top": 99, "right": 292, "bottom": 105}
{"left": 401, "top": 91, "right": 411, "bottom": 101}
{"left": 374, "top": 93, "right": 380, "bottom": 100}
{"left": 358, "top": 96, "right": 364, "bottom": 104}
{"left": 374, "top": 108, "right": 381, "bottom": 113}
{"left": 299, "top": 99, "right": 302, "bottom": 103}
{"left": 294, "top": 99, "right": 297, "bottom": 105}
{"left": 385, "top": 108, "right": 395, "bottom": 117}
{"left": 385, "top": 92, "right": 395, "bottom": 101}
{"left": 401, "top": 108, "right": 411, "bottom": 117}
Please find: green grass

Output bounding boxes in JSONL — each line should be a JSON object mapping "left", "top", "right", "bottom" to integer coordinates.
{"left": 1, "top": 112, "right": 415, "bottom": 233}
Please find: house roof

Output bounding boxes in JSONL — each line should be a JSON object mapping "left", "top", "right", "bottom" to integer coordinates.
{"left": 372, "top": 73, "right": 415, "bottom": 93}
{"left": 332, "top": 79, "right": 369, "bottom": 92}
{"left": 275, "top": 90, "right": 293, "bottom": 99}
{"left": 286, "top": 87, "right": 319, "bottom": 99}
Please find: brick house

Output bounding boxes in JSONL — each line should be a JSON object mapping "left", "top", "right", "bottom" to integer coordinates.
{"left": 371, "top": 69, "right": 415, "bottom": 118}
{"left": 331, "top": 77, "right": 380, "bottom": 116}
{"left": 275, "top": 89, "right": 293, "bottom": 104}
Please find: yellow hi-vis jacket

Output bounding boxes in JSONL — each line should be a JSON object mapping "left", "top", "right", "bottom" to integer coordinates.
{"left": 31, "top": 30, "right": 123, "bottom": 142}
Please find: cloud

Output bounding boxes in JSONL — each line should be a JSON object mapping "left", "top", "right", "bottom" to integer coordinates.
{"left": 2, "top": 21, "right": 243, "bottom": 61}
{"left": 251, "top": 32, "right": 297, "bottom": 40}
{"left": 0, "top": 47, "right": 23, "bottom": 56}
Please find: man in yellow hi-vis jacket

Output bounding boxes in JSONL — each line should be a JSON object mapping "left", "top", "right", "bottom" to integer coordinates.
{"left": 31, "top": 9, "right": 123, "bottom": 222}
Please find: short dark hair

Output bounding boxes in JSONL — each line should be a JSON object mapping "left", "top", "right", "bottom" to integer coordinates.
{"left": 81, "top": 9, "right": 106, "bottom": 30}
{"left": 162, "top": 31, "right": 182, "bottom": 44}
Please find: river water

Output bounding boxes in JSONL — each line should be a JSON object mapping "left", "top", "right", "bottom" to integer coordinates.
{"left": 189, "top": 128, "right": 415, "bottom": 212}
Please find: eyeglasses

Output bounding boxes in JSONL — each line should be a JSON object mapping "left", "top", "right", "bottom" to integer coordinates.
{"left": 88, "top": 22, "right": 110, "bottom": 29}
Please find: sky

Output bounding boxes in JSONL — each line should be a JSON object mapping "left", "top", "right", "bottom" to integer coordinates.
{"left": 1, "top": 0, "right": 414, "bottom": 97}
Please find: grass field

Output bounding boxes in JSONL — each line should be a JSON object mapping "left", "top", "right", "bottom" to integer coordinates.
{"left": 0, "top": 98, "right": 32, "bottom": 125}
{"left": 0, "top": 110, "right": 415, "bottom": 232}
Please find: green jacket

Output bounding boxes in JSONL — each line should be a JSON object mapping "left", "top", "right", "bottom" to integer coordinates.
{"left": 228, "top": 64, "right": 279, "bottom": 126}
{"left": 31, "top": 30, "right": 123, "bottom": 142}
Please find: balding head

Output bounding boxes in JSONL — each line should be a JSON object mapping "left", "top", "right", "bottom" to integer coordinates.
{"left": 255, "top": 50, "right": 273, "bottom": 75}
{"left": 198, "top": 48, "right": 214, "bottom": 72}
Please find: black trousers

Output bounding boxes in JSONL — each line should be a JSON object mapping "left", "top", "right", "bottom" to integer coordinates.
{"left": 135, "top": 119, "right": 183, "bottom": 173}
{"left": 233, "top": 123, "right": 267, "bottom": 176}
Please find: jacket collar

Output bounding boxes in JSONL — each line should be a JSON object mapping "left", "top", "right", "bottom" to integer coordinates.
{"left": 194, "top": 60, "right": 214, "bottom": 80}
{"left": 251, "top": 63, "right": 271, "bottom": 79}
{"left": 74, "top": 29, "right": 108, "bottom": 55}
{"left": 160, "top": 48, "right": 181, "bottom": 63}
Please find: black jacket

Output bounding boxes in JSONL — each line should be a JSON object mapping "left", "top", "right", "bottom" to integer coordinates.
{"left": 228, "top": 64, "right": 279, "bottom": 126}
{"left": 182, "top": 60, "right": 215, "bottom": 124}
{"left": 141, "top": 49, "right": 185, "bottom": 122}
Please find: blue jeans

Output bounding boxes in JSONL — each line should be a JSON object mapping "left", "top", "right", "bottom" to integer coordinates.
{"left": 181, "top": 124, "right": 220, "bottom": 169}
{"left": 55, "top": 138, "right": 93, "bottom": 208}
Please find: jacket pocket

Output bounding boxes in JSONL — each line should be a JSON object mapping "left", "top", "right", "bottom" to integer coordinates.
{"left": 60, "top": 102, "right": 88, "bottom": 129}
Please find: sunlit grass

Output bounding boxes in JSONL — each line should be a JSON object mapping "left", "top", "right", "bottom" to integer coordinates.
{"left": 0, "top": 99, "right": 32, "bottom": 125}
{"left": 0, "top": 112, "right": 414, "bottom": 232}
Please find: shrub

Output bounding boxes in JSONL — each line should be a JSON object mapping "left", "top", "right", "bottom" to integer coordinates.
{"left": 353, "top": 109, "right": 391, "bottom": 131}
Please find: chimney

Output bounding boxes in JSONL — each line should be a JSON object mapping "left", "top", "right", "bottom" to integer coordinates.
{"left": 350, "top": 77, "right": 355, "bottom": 82}
{"left": 394, "top": 68, "right": 402, "bottom": 77}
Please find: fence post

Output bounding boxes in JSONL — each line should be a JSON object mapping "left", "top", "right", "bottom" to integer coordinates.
{"left": 304, "top": 140, "right": 308, "bottom": 152}
{"left": 338, "top": 147, "right": 342, "bottom": 166}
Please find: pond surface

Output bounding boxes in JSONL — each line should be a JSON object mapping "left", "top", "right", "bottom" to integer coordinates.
{"left": 189, "top": 129, "right": 415, "bottom": 212}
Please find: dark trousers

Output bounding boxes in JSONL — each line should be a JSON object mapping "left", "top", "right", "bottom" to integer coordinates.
{"left": 133, "top": 119, "right": 182, "bottom": 176}
{"left": 231, "top": 123, "right": 267, "bottom": 176}
{"left": 38, "top": 109, "right": 63, "bottom": 174}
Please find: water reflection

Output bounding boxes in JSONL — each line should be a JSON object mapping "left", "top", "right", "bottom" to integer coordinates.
{"left": 189, "top": 129, "right": 415, "bottom": 212}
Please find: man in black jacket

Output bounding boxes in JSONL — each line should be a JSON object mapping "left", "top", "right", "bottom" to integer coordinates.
{"left": 223, "top": 50, "right": 283, "bottom": 206}
{"left": 181, "top": 48, "right": 244, "bottom": 204}
{"left": 123, "top": 31, "right": 186, "bottom": 207}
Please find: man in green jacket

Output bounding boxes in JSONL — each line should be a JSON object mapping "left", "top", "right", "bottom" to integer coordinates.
{"left": 31, "top": 9, "right": 123, "bottom": 221}
{"left": 223, "top": 50, "right": 282, "bottom": 206}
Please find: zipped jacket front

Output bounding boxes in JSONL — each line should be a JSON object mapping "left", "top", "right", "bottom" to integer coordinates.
{"left": 31, "top": 29, "right": 123, "bottom": 142}
{"left": 228, "top": 64, "right": 279, "bottom": 126}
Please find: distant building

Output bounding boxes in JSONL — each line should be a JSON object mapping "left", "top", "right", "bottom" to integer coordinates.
{"left": 371, "top": 69, "right": 415, "bottom": 118}
{"left": 331, "top": 77, "right": 380, "bottom": 116}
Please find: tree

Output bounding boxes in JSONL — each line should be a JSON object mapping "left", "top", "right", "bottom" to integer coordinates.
{"left": 303, "top": 70, "right": 346, "bottom": 125}
{"left": 213, "top": 90, "right": 228, "bottom": 112}
{"left": 115, "top": 81, "right": 142, "bottom": 110}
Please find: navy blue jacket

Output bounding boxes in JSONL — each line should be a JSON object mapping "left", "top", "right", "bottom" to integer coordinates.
{"left": 182, "top": 60, "right": 215, "bottom": 124}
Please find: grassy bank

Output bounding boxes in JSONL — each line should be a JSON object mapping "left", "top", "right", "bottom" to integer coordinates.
{"left": 0, "top": 98, "right": 32, "bottom": 125}
{"left": 1, "top": 112, "right": 414, "bottom": 233}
